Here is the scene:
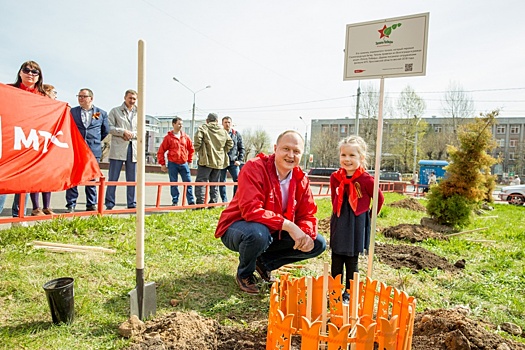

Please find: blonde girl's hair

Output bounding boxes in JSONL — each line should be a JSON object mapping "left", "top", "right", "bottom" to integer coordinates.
{"left": 338, "top": 135, "right": 369, "bottom": 169}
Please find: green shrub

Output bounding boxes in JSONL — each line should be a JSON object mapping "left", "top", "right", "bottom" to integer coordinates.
{"left": 426, "top": 187, "right": 473, "bottom": 228}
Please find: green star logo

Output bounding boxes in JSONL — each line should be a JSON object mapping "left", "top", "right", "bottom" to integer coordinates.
{"left": 378, "top": 23, "right": 402, "bottom": 38}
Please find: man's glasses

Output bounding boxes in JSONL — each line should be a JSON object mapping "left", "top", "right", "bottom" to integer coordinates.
{"left": 77, "top": 95, "right": 91, "bottom": 99}
{"left": 21, "top": 68, "right": 40, "bottom": 76}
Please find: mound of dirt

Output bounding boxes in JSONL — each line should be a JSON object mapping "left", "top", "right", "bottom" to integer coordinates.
{"left": 318, "top": 217, "right": 330, "bottom": 234}
{"left": 389, "top": 197, "right": 427, "bottom": 212}
{"left": 374, "top": 242, "right": 462, "bottom": 273}
{"left": 124, "top": 308, "right": 524, "bottom": 350}
{"left": 412, "top": 308, "right": 525, "bottom": 350}
{"left": 382, "top": 223, "right": 445, "bottom": 242}
{"left": 124, "top": 311, "right": 270, "bottom": 350}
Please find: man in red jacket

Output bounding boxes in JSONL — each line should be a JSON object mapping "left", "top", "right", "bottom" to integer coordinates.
{"left": 215, "top": 130, "right": 326, "bottom": 294}
{"left": 157, "top": 117, "right": 195, "bottom": 205}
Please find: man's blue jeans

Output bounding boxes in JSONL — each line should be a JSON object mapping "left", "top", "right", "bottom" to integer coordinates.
{"left": 0, "top": 195, "right": 6, "bottom": 214}
{"left": 12, "top": 193, "right": 30, "bottom": 217}
{"left": 219, "top": 164, "right": 240, "bottom": 202}
{"left": 221, "top": 220, "right": 326, "bottom": 279}
{"left": 66, "top": 157, "right": 100, "bottom": 209}
{"left": 167, "top": 161, "right": 194, "bottom": 205}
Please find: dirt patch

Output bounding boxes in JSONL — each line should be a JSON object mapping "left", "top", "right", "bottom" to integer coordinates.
{"left": 374, "top": 242, "right": 463, "bottom": 273}
{"left": 389, "top": 197, "right": 427, "bottom": 212}
{"left": 122, "top": 220, "right": 518, "bottom": 349}
{"left": 382, "top": 223, "right": 445, "bottom": 242}
{"left": 123, "top": 311, "right": 270, "bottom": 350}
{"left": 412, "top": 308, "right": 525, "bottom": 350}
{"left": 318, "top": 217, "right": 330, "bottom": 234}
{"left": 124, "top": 308, "right": 524, "bottom": 350}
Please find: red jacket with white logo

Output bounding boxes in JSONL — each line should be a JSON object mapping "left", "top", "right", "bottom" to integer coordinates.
{"left": 214, "top": 153, "right": 318, "bottom": 239}
{"left": 156, "top": 131, "right": 194, "bottom": 165}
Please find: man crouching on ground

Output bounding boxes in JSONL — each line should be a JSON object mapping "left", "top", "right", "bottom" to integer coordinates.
{"left": 214, "top": 130, "right": 326, "bottom": 294}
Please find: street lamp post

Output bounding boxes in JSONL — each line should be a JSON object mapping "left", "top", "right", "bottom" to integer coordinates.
{"left": 413, "top": 115, "right": 422, "bottom": 178}
{"left": 299, "top": 116, "right": 309, "bottom": 170}
{"left": 172, "top": 77, "right": 211, "bottom": 138}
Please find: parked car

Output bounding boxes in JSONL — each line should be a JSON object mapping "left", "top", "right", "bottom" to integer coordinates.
{"left": 367, "top": 170, "right": 403, "bottom": 182}
{"left": 307, "top": 168, "right": 338, "bottom": 182}
{"left": 499, "top": 184, "right": 525, "bottom": 205}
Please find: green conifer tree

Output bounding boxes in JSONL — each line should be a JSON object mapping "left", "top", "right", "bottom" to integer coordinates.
{"left": 426, "top": 111, "right": 499, "bottom": 228}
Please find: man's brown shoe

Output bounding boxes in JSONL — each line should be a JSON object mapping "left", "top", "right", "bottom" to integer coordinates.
{"left": 256, "top": 259, "right": 277, "bottom": 283}
{"left": 236, "top": 274, "right": 259, "bottom": 294}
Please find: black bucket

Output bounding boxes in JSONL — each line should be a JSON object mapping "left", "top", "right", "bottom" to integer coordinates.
{"left": 43, "top": 277, "right": 75, "bottom": 324}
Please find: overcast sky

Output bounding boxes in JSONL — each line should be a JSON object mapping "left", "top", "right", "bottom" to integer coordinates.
{"left": 1, "top": 0, "right": 524, "bottom": 142}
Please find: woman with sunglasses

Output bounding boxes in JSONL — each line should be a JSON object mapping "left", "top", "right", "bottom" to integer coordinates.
{"left": 6, "top": 61, "right": 47, "bottom": 223}
{"left": 12, "top": 61, "right": 46, "bottom": 95}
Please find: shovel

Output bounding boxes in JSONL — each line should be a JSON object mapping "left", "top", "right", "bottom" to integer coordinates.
{"left": 129, "top": 39, "right": 156, "bottom": 320}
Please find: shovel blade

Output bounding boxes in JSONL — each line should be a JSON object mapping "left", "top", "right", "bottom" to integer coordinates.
{"left": 129, "top": 281, "right": 157, "bottom": 319}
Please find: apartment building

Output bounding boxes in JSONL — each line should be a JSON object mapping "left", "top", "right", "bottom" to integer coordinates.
{"left": 310, "top": 116, "right": 525, "bottom": 176}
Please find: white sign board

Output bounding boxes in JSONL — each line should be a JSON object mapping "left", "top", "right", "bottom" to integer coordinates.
{"left": 343, "top": 12, "right": 429, "bottom": 80}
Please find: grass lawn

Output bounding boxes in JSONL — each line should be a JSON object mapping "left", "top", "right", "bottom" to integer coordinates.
{"left": 0, "top": 193, "right": 524, "bottom": 349}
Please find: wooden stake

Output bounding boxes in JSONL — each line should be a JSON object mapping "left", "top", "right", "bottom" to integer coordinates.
{"left": 447, "top": 227, "right": 488, "bottom": 237}
{"left": 321, "top": 263, "right": 329, "bottom": 339}
{"left": 32, "top": 241, "right": 116, "bottom": 253}
{"left": 306, "top": 276, "right": 312, "bottom": 321}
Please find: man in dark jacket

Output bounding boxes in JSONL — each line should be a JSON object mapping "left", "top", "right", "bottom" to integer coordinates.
{"left": 219, "top": 116, "right": 245, "bottom": 202}
{"left": 66, "top": 88, "right": 109, "bottom": 212}
{"left": 193, "top": 113, "right": 233, "bottom": 205}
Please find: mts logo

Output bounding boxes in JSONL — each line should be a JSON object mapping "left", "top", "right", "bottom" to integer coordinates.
{"left": 0, "top": 115, "right": 69, "bottom": 159}
{"left": 13, "top": 126, "right": 69, "bottom": 153}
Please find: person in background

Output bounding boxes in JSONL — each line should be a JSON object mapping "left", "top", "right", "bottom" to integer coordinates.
{"left": 193, "top": 113, "right": 233, "bottom": 205}
{"left": 215, "top": 130, "right": 326, "bottom": 294}
{"left": 105, "top": 89, "right": 138, "bottom": 210}
{"left": 43, "top": 84, "right": 57, "bottom": 99}
{"left": 329, "top": 135, "right": 384, "bottom": 302}
{"left": 219, "top": 116, "right": 245, "bottom": 202}
{"left": 66, "top": 88, "right": 109, "bottom": 212}
{"left": 411, "top": 171, "right": 418, "bottom": 185}
{"left": 510, "top": 175, "right": 521, "bottom": 186}
{"left": 7, "top": 61, "right": 46, "bottom": 225}
{"left": 428, "top": 171, "right": 437, "bottom": 185}
{"left": 29, "top": 84, "right": 58, "bottom": 216}
{"left": 156, "top": 117, "right": 195, "bottom": 206}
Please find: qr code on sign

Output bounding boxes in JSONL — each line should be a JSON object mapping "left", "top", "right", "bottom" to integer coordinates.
{"left": 405, "top": 63, "right": 413, "bottom": 72}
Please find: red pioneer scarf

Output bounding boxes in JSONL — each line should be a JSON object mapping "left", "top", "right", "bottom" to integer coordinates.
{"left": 333, "top": 166, "right": 365, "bottom": 217}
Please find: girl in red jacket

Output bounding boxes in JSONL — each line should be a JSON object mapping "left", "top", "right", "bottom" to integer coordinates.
{"left": 330, "top": 135, "right": 384, "bottom": 301}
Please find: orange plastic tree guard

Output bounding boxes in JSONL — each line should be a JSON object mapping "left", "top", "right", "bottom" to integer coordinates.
{"left": 266, "top": 274, "right": 416, "bottom": 350}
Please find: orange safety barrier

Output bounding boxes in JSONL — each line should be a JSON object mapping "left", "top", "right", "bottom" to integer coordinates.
{"left": 266, "top": 263, "right": 416, "bottom": 350}
{"left": 1, "top": 178, "right": 431, "bottom": 225}
{"left": 0, "top": 177, "right": 235, "bottom": 225}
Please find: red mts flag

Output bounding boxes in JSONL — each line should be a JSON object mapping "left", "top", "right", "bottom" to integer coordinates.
{"left": 0, "top": 83, "right": 102, "bottom": 194}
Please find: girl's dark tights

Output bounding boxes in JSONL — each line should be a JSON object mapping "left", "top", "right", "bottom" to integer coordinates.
{"left": 331, "top": 252, "right": 359, "bottom": 290}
